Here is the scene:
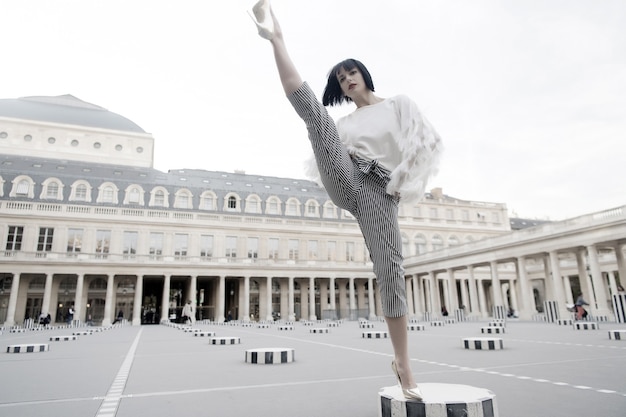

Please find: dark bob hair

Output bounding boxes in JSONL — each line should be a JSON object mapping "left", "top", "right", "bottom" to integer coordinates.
{"left": 322, "top": 59, "right": 375, "bottom": 107}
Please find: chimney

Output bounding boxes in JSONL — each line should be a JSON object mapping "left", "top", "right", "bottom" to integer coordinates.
{"left": 430, "top": 187, "right": 443, "bottom": 200}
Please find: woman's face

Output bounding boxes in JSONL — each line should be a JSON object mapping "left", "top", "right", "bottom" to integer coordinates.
{"left": 336, "top": 66, "right": 364, "bottom": 99}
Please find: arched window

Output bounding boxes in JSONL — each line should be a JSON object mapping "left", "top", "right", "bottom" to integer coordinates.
{"left": 174, "top": 189, "right": 193, "bottom": 209}
{"left": 124, "top": 185, "right": 145, "bottom": 205}
{"left": 228, "top": 196, "right": 237, "bottom": 209}
{"left": 149, "top": 188, "right": 169, "bottom": 207}
{"left": 41, "top": 179, "right": 63, "bottom": 200}
{"left": 245, "top": 194, "right": 262, "bottom": 214}
{"left": 265, "top": 197, "right": 281, "bottom": 215}
{"left": 448, "top": 235, "right": 460, "bottom": 246}
{"left": 200, "top": 191, "right": 217, "bottom": 211}
{"left": 415, "top": 234, "right": 427, "bottom": 254}
{"left": 323, "top": 201, "right": 336, "bottom": 219}
{"left": 97, "top": 182, "right": 119, "bottom": 204}
{"left": 285, "top": 198, "right": 301, "bottom": 216}
{"left": 431, "top": 235, "right": 444, "bottom": 251}
{"left": 70, "top": 180, "right": 91, "bottom": 202}
{"left": 304, "top": 200, "right": 319, "bottom": 218}
{"left": 10, "top": 176, "right": 35, "bottom": 198}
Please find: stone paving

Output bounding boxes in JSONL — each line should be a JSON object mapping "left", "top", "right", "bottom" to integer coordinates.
{"left": 1, "top": 318, "right": 625, "bottom": 417}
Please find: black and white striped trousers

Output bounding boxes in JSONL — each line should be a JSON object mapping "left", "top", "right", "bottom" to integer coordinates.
{"left": 288, "top": 82, "right": 407, "bottom": 318}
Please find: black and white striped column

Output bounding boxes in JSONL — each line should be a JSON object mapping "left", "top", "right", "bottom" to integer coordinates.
{"left": 245, "top": 348, "right": 295, "bottom": 364}
{"left": 379, "top": 383, "right": 498, "bottom": 417}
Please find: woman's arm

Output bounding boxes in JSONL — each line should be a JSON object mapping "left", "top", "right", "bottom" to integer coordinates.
{"left": 250, "top": 2, "right": 303, "bottom": 95}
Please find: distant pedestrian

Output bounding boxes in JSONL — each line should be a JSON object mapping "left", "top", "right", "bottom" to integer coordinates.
{"left": 181, "top": 300, "right": 194, "bottom": 325}
{"left": 575, "top": 293, "right": 589, "bottom": 320}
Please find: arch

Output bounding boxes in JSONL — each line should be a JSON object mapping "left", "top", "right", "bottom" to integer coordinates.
{"left": 265, "top": 196, "right": 282, "bottom": 215}
{"left": 69, "top": 180, "right": 92, "bottom": 202}
{"left": 200, "top": 190, "right": 218, "bottom": 211}
{"left": 323, "top": 201, "right": 337, "bottom": 219}
{"left": 40, "top": 177, "right": 64, "bottom": 200}
{"left": 149, "top": 186, "right": 169, "bottom": 208}
{"left": 431, "top": 234, "right": 444, "bottom": 251}
{"left": 97, "top": 182, "right": 119, "bottom": 204}
{"left": 223, "top": 192, "right": 242, "bottom": 212}
{"left": 174, "top": 188, "right": 193, "bottom": 209}
{"left": 10, "top": 175, "right": 35, "bottom": 198}
{"left": 123, "top": 184, "right": 145, "bottom": 205}
{"left": 89, "top": 278, "right": 108, "bottom": 290}
{"left": 304, "top": 199, "right": 320, "bottom": 218}
{"left": 448, "top": 235, "right": 460, "bottom": 246}
{"left": 244, "top": 193, "right": 262, "bottom": 214}
{"left": 285, "top": 197, "right": 301, "bottom": 216}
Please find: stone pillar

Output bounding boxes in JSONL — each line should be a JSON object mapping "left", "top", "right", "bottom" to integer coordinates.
{"left": 349, "top": 276, "right": 356, "bottom": 319}
{"left": 329, "top": 276, "right": 337, "bottom": 315}
{"left": 608, "top": 272, "right": 619, "bottom": 297}
{"left": 243, "top": 276, "right": 251, "bottom": 321}
{"left": 74, "top": 273, "right": 84, "bottom": 323}
{"left": 356, "top": 279, "right": 366, "bottom": 313}
{"left": 3, "top": 274, "right": 20, "bottom": 327}
{"left": 489, "top": 261, "right": 504, "bottom": 307}
{"left": 266, "top": 276, "right": 273, "bottom": 321}
{"left": 132, "top": 275, "right": 143, "bottom": 326}
{"left": 217, "top": 275, "right": 225, "bottom": 322}
{"left": 425, "top": 272, "right": 435, "bottom": 314}
{"left": 102, "top": 274, "right": 114, "bottom": 326}
{"left": 467, "top": 266, "right": 480, "bottom": 316}
{"left": 548, "top": 251, "right": 568, "bottom": 317}
{"left": 368, "top": 277, "right": 376, "bottom": 320}
{"left": 299, "top": 279, "right": 309, "bottom": 321}
{"left": 308, "top": 277, "right": 316, "bottom": 320}
{"left": 406, "top": 276, "right": 415, "bottom": 317}
{"left": 613, "top": 244, "right": 626, "bottom": 289}
{"left": 587, "top": 245, "right": 611, "bottom": 315}
{"left": 319, "top": 279, "right": 329, "bottom": 318}
{"left": 161, "top": 274, "right": 171, "bottom": 323}
{"left": 563, "top": 276, "right": 574, "bottom": 304}
{"left": 477, "top": 278, "right": 488, "bottom": 318}
{"left": 41, "top": 273, "right": 53, "bottom": 317}
{"left": 447, "top": 268, "right": 459, "bottom": 311}
{"left": 516, "top": 257, "right": 534, "bottom": 319}
{"left": 576, "top": 248, "right": 596, "bottom": 309}
{"left": 189, "top": 275, "right": 197, "bottom": 306}
{"left": 460, "top": 278, "right": 469, "bottom": 312}
{"left": 508, "top": 280, "right": 519, "bottom": 314}
{"left": 286, "top": 277, "right": 294, "bottom": 321}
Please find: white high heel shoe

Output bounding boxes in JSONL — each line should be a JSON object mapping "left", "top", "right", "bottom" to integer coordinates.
{"left": 248, "top": 0, "right": 274, "bottom": 40}
{"left": 391, "top": 360, "right": 423, "bottom": 401}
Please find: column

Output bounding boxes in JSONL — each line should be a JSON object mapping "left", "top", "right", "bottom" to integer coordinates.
{"left": 3, "top": 274, "right": 20, "bottom": 327}
{"left": 508, "top": 280, "right": 519, "bottom": 315}
{"left": 516, "top": 257, "right": 534, "bottom": 319}
{"left": 489, "top": 261, "right": 504, "bottom": 307}
{"left": 411, "top": 275, "right": 421, "bottom": 316}
{"left": 102, "top": 274, "right": 114, "bottom": 326}
{"left": 288, "top": 277, "right": 295, "bottom": 321}
{"left": 356, "top": 280, "right": 366, "bottom": 312}
{"left": 73, "top": 273, "right": 84, "bottom": 324}
{"left": 608, "top": 272, "right": 618, "bottom": 296}
{"left": 406, "top": 276, "right": 415, "bottom": 317}
{"left": 548, "top": 251, "right": 568, "bottom": 317}
{"left": 613, "top": 244, "right": 626, "bottom": 289}
{"left": 348, "top": 276, "right": 356, "bottom": 319}
{"left": 329, "top": 276, "right": 337, "bottom": 316}
{"left": 563, "top": 276, "right": 574, "bottom": 304}
{"left": 477, "top": 278, "right": 488, "bottom": 318}
{"left": 266, "top": 276, "right": 273, "bottom": 321}
{"left": 243, "top": 276, "right": 251, "bottom": 321}
{"left": 587, "top": 245, "right": 611, "bottom": 315}
{"left": 161, "top": 274, "right": 171, "bottom": 323}
{"left": 217, "top": 275, "right": 225, "bottom": 322}
{"left": 189, "top": 275, "right": 197, "bottom": 306}
{"left": 319, "top": 279, "right": 329, "bottom": 319}
{"left": 308, "top": 276, "right": 316, "bottom": 320}
{"left": 368, "top": 277, "right": 376, "bottom": 320}
{"left": 467, "top": 265, "right": 480, "bottom": 316}
{"left": 132, "top": 275, "right": 143, "bottom": 326}
{"left": 41, "top": 273, "right": 53, "bottom": 316}
{"left": 446, "top": 268, "right": 459, "bottom": 311}
{"left": 576, "top": 248, "right": 596, "bottom": 308}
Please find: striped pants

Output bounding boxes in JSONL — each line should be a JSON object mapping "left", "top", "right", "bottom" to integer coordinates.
{"left": 288, "top": 82, "right": 407, "bottom": 317}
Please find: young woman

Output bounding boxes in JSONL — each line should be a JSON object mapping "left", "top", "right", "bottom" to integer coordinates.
{"left": 250, "top": 0, "right": 442, "bottom": 401}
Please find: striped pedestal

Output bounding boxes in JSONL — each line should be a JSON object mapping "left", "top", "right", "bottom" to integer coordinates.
{"left": 612, "top": 294, "right": 626, "bottom": 323}
{"left": 444, "top": 319, "right": 456, "bottom": 324}
{"left": 463, "top": 337, "right": 504, "bottom": 350}
{"left": 574, "top": 322, "right": 599, "bottom": 330}
{"left": 608, "top": 330, "right": 626, "bottom": 340}
{"left": 184, "top": 328, "right": 202, "bottom": 333}
{"left": 310, "top": 328, "right": 329, "bottom": 334}
{"left": 277, "top": 325, "right": 294, "bottom": 331}
{"left": 245, "top": 348, "right": 295, "bottom": 364}
{"left": 379, "top": 383, "right": 498, "bottom": 417}
{"left": 50, "top": 335, "right": 78, "bottom": 341}
{"left": 556, "top": 319, "right": 573, "bottom": 325}
{"left": 257, "top": 324, "right": 271, "bottom": 329}
{"left": 10, "top": 329, "right": 26, "bottom": 333}
{"left": 7, "top": 344, "right": 49, "bottom": 353}
{"left": 194, "top": 331, "right": 216, "bottom": 337}
{"left": 430, "top": 321, "right": 444, "bottom": 327}
{"left": 72, "top": 331, "right": 93, "bottom": 336}
{"left": 360, "top": 322, "right": 375, "bottom": 329}
{"left": 326, "top": 322, "right": 340, "bottom": 327}
{"left": 363, "top": 331, "right": 388, "bottom": 339}
{"left": 480, "top": 327, "right": 505, "bottom": 334}
{"left": 407, "top": 324, "right": 425, "bottom": 331}
{"left": 209, "top": 337, "right": 240, "bottom": 345}
{"left": 488, "top": 320, "right": 505, "bottom": 327}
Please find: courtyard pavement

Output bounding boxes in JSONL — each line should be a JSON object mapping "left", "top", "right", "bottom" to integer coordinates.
{"left": 1, "top": 318, "right": 625, "bottom": 417}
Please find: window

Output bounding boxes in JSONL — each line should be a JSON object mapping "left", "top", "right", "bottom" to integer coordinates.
{"left": 268, "top": 238, "right": 279, "bottom": 260}
{"left": 125, "top": 186, "right": 143, "bottom": 205}
{"left": 431, "top": 235, "right": 444, "bottom": 251}
{"left": 415, "top": 234, "right": 427, "bottom": 254}
{"left": 37, "top": 227, "right": 54, "bottom": 254}
{"left": 225, "top": 236, "right": 237, "bottom": 259}
{"left": 288, "top": 239, "right": 299, "bottom": 260}
{"left": 149, "top": 233, "right": 164, "bottom": 259}
{"left": 286, "top": 199, "right": 300, "bottom": 216}
{"left": 174, "top": 190, "right": 192, "bottom": 209}
{"left": 461, "top": 210, "right": 470, "bottom": 221}
{"left": 346, "top": 242, "right": 355, "bottom": 262}
{"left": 6, "top": 226, "right": 24, "bottom": 251}
{"left": 16, "top": 180, "right": 30, "bottom": 196}
{"left": 174, "top": 234, "right": 188, "bottom": 258}
{"left": 429, "top": 208, "right": 438, "bottom": 218}
{"left": 246, "top": 199, "right": 259, "bottom": 213}
{"left": 100, "top": 185, "right": 116, "bottom": 204}
{"left": 45, "top": 181, "right": 60, "bottom": 199}
{"left": 151, "top": 189, "right": 167, "bottom": 207}
{"left": 123, "top": 231, "right": 138, "bottom": 259}
{"left": 67, "top": 228, "right": 83, "bottom": 254}
{"left": 200, "top": 192, "right": 216, "bottom": 210}
{"left": 75, "top": 184, "right": 88, "bottom": 201}
{"left": 448, "top": 236, "right": 460, "bottom": 246}
{"left": 323, "top": 202, "right": 336, "bottom": 219}
{"left": 227, "top": 196, "right": 237, "bottom": 210}
{"left": 247, "top": 237, "right": 259, "bottom": 259}
{"left": 266, "top": 197, "right": 280, "bottom": 215}
{"left": 327, "top": 241, "right": 336, "bottom": 261}
{"left": 95, "top": 230, "right": 111, "bottom": 257}
{"left": 308, "top": 240, "right": 318, "bottom": 260}
{"left": 200, "top": 235, "right": 214, "bottom": 259}
{"left": 446, "top": 209, "right": 454, "bottom": 220}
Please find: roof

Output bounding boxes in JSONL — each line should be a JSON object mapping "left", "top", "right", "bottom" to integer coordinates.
{"left": 0, "top": 95, "right": 146, "bottom": 133}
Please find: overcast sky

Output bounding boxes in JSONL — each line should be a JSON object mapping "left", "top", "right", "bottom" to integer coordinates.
{"left": 2, "top": 0, "right": 625, "bottom": 220}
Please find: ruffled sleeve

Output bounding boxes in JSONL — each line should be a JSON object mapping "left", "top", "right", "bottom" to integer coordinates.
{"left": 385, "top": 96, "right": 443, "bottom": 203}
